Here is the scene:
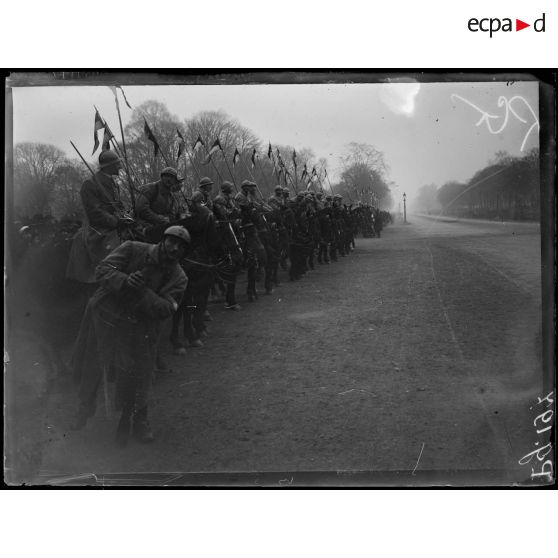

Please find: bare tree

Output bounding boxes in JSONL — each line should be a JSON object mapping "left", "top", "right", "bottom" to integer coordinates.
{"left": 335, "top": 143, "right": 391, "bottom": 207}
{"left": 183, "top": 110, "right": 261, "bottom": 190}
{"left": 124, "top": 100, "right": 183, "bottom": 185}
{"left": 50, "top": 159, "right": 88, "bottom": 219}
{"left": 14, "top": 142, "right": 65, "bottom": 217}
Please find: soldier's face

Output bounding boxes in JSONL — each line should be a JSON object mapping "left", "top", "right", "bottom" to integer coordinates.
{"left": 161, "top": 175, "right": 177, "bottom": 189}
{"left": 104, "top": 162, "right": 121, "bottom": 176}
{"left": 162, "top": 236, "right": 186, "bottom": 262}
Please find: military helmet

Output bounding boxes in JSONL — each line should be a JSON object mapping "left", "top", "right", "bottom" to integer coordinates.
{"left": 98, "top": 150, "right": 121, "bottom": 168}
{"left": 191, "top": 191, "right": 205, "bottom": 203}
{"left": 333, "top": 194, "right": 342, "bottom": 200}
{"left": 274, "top": 185, "right": 283, "bottom": 193}
{"left": 241, "top": 179, "right": 256, "bottom": 189}
{"left": 220, "top": 181, "right": 233, "bottom": 193}
{"left": 325, "top": 195, "right": 333, "bottom": 200}
{"left": 199, "top": 177, "right": 214, "bottom": 189}
{"left": 161, "top": 167, "right": 184, "bottom": 181}
{"left": 163, "top": 225, "right": 191, "bottom": 245}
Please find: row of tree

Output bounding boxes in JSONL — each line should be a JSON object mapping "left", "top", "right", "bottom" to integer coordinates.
{"left": 12, "top": 99, "right": 395, "bottom": 221}
{"left": 412, "top": 148, "right": 540, "bottom": 221}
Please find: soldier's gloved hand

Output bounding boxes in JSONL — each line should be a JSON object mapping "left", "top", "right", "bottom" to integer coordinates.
{"left": 126, "top": 270, "right": 145, "bottom": 290}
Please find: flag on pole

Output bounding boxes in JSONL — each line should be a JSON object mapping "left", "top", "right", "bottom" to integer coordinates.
{"left": 143, "top": 118, "right": 160, "bottom": 158}
{"left": 276, "top": 149, "right": 284, "bottom": 167}
{"left": 292, "top": 149, "right": 297, "bottom": 166}
{"left": 208, "top": 138, "right": 222, "bottom": 155}
{"left": 192, "top": 135, "right": 204, "bottom": 152}
{"left": 324, "top": 168, "right": 328, "bottom": 179}
{"left": 101, "top": 125, "right": 114, "bottom": 152}
{"left": 251, "top": 148, "right": 257, "bottom": 169}
{"left": 312, "top": 166, "right": 317, "bottom": 176}
{"left": 232, "top": 148, "right": 240, "bottom": 167}
{"left": 301, "top": 168, "right": 308, "bottom": 180}
{"left": 92, "top": 109, "right": 105, "bottom": 155}
{"left": 306, "top": 179, "right": 313, "bottom": 190}
{"left": 118, "top": 86, "right": 132, "bottom": 109}
{"left": 108, "top": 85, "right": 133, "bottom": 110}
{"left": 202, "top": 138, "right": 222, "bottom": 164}
{"left": 177, "top": 129, "right": 185, "bottom": 160}
{"left": 267, "top": 142, "right": 273, "bottom": 159}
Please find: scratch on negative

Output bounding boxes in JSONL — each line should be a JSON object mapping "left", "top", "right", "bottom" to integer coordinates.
{"left": 424, "top": 242, "right": 463, "bottom": 359}
{"left": 412, "top": 443, "right": 425, "bottom": 475}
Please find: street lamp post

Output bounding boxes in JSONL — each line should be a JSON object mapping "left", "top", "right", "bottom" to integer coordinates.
{"left": 403, "top": 193, "right": 407, "bottom": 223}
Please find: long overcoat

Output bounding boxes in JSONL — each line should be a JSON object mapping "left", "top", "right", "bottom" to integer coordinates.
{"left": 66, "top": 172, "right": 124, "bottom": 283}
{"left": 72, "top": 241, "right": 187, "bottom": 407}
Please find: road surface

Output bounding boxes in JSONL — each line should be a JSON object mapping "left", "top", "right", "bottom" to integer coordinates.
{"left": 10, "top": 215, "right": 546, "bottom": 485}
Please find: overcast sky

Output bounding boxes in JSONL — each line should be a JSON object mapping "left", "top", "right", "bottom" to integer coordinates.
{"left": 11, "top": 80, "right": 539, "bottom": 199}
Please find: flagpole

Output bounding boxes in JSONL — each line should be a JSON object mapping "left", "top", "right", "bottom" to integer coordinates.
{"left": 292, "top": 150, "right": 299, "bottom": 191}
{"left": 323, "top": 165, "right": 335, "bottom": 195}
{"left": 240, "top": 154, "right": 267, "bottom": 202}
{"left": 178, "top": 133, "right": 201, "bottom": 196}
{"left": 109, "top": 91, "right": 135, "bottom": 209}
{"left": 142, "top": 114, "right": 171, "bottom": 167}
{"left": 198, "top": 135, "right": 224, "bottom": 182}
{"left": 94, "top": 105, "right": 137, "bottom": 209}
{"left": 220, "top": 149, "right": 239, "bottom": 192}
{"left": 274, "top": 148, "right": 296, "bottom": 193}
{"left": 254, "top": 158, "right": 271, "bottom": 192}
{"left": 263, "top": 153, "right": 280, "bottom": 193}
{"left": 70, "top": 140, "right": 98, "bottom": 179}
{"left": 285, "top": 170, "right": 298, "bottom": 194}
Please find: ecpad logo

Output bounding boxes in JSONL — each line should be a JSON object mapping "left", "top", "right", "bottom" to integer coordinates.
{"left": 468, "top": 13, "right": 546, "bottom": 37}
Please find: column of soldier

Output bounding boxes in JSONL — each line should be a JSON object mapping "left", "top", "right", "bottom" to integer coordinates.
{"left": 67, "top": 149, "right": 381, "bottom": 446}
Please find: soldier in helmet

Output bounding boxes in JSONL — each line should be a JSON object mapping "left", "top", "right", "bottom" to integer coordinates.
{"left": 173, "top": 190, "right": 218, "bottom": 348}
{"left": 268, "top": 185, "right": 285, "bottom": 210}
{"left": 66, "top": 150, "right": 131, "bottom": 285}
{"left": 213, "top": 181, "right": 238, "bottom": 222}
{"left": 333, "top": 194, "right": 349, "bottom": 257}
{"left": 213, "top": 181, "right": 242, "bottom": 310}
{"left": 196, "top": 176, "right": 215, "bottom": 211}
{"left": 71, "top": 225, "right": 189, "bottom": 445}
{"left": 315, "top": 191, "right": 325, "bottom": 211}
{"left": 235, "top": 180, "right": 268, "bottom": 300}
{"left": 136, "top": 167, "right": 184, "bottom": 234}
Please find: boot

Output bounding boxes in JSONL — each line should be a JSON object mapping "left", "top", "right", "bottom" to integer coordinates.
{"left": 133, "top": 407, "right": 154, "bottom": 443}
